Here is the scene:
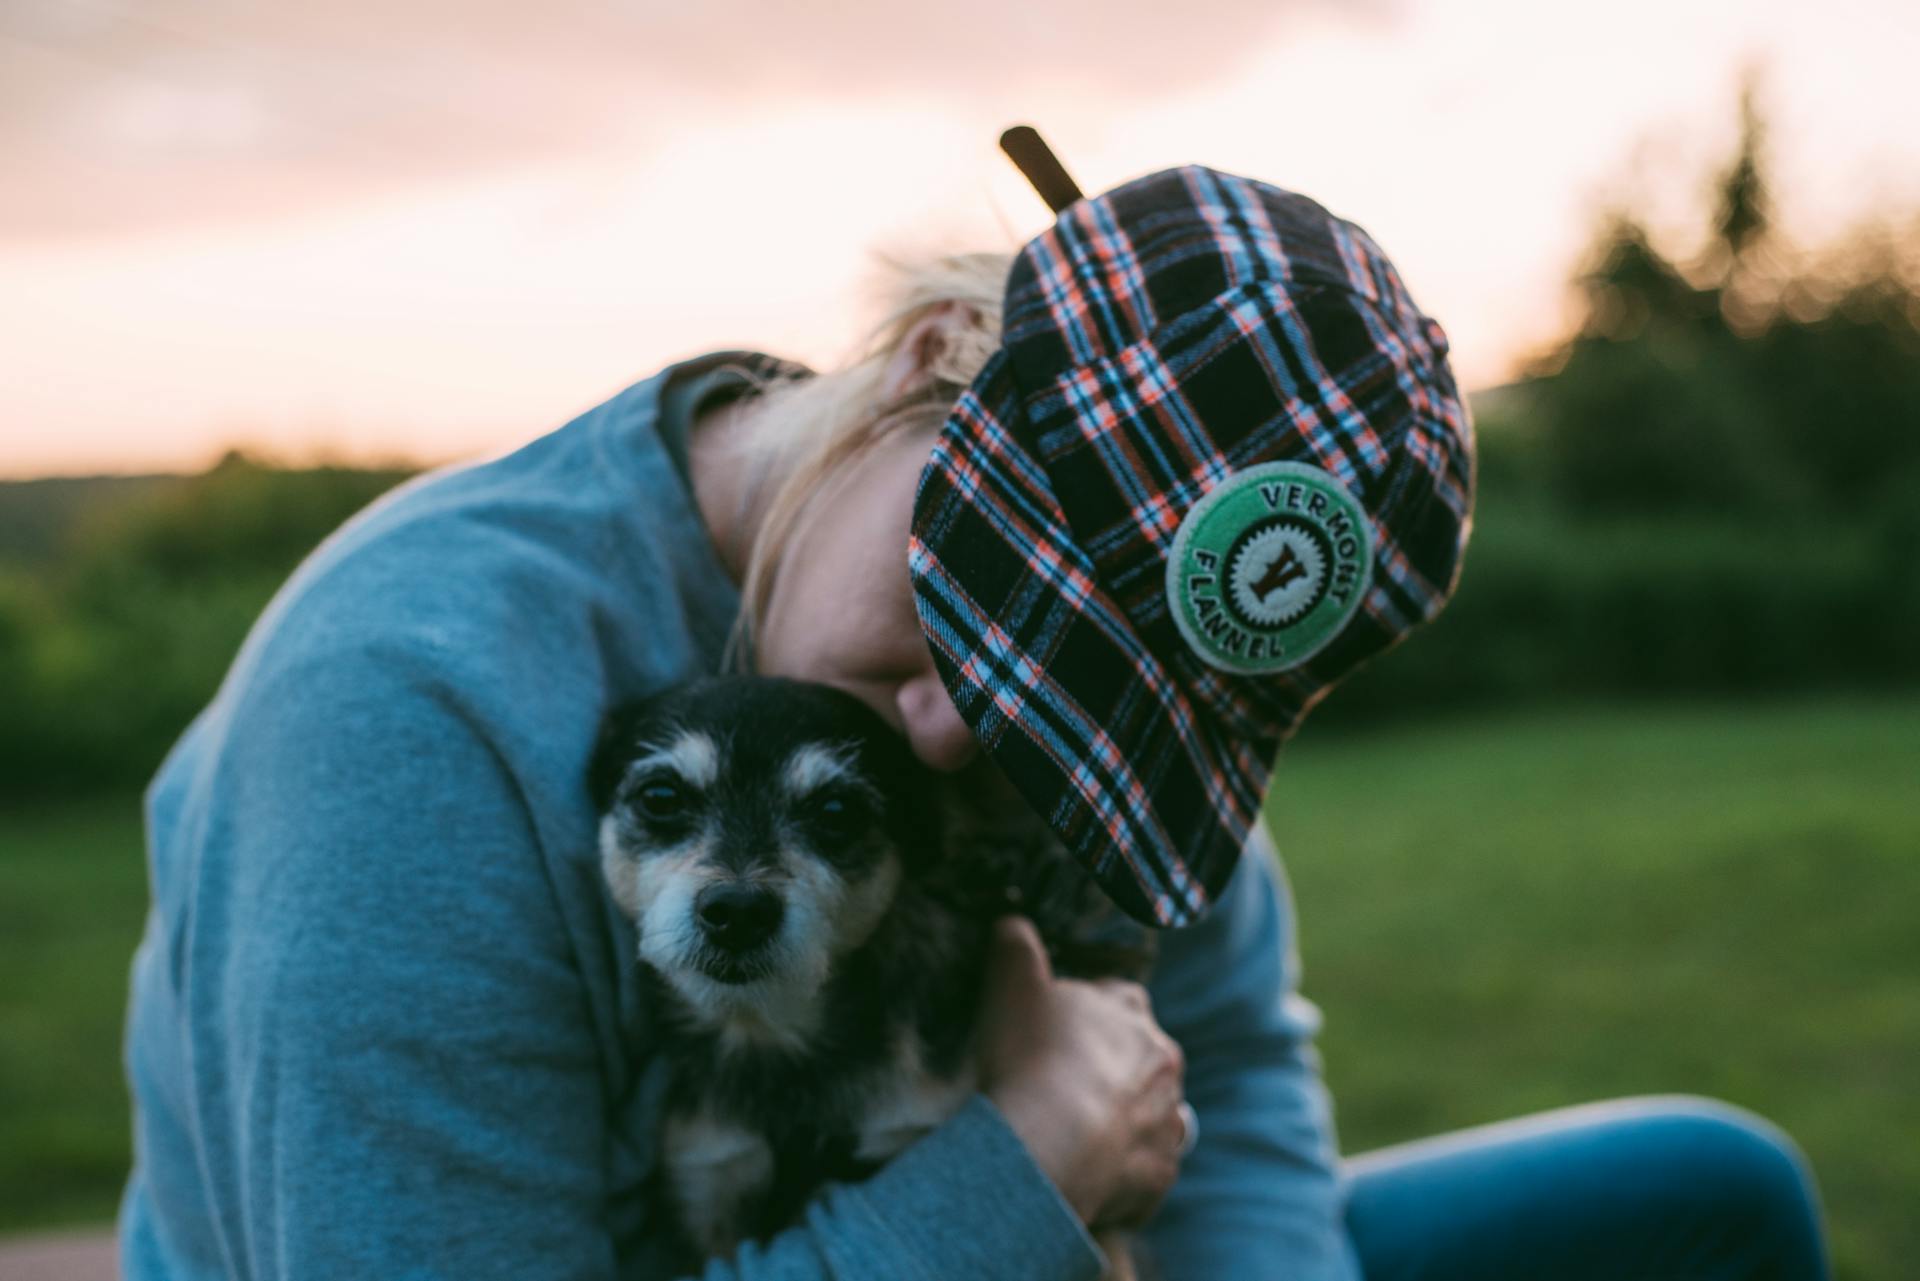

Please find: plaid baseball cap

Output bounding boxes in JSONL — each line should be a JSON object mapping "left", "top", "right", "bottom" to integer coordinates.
{"left": 908, "top": 160, "right": 1475, "bottom": 928}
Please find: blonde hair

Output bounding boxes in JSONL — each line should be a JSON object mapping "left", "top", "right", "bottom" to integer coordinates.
{"left": 720, "top": 247, "right": 1017, "bottom": 669}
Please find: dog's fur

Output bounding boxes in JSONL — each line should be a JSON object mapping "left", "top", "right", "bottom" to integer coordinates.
{"left": 591, "top": 676, "right": 1152, "bottom": 1270}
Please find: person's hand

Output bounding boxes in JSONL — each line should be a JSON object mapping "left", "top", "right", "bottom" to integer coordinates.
{"left": 976, "top": 916, "right": 1187, "bottom": 1229}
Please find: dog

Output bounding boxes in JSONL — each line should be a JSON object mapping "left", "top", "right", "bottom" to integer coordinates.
{"left": 590, "top": 675, "right": 1153, "bottom": 1273}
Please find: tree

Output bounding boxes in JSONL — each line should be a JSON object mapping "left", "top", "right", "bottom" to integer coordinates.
{"left": 1530, "top": 81, "right": 1920, "bottom": 522}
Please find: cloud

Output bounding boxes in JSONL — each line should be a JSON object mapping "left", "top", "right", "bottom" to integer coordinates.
{"left": 0, "top": 0, "right": 1390, "bottom": 240}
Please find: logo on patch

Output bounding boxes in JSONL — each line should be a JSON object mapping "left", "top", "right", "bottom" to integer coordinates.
{"left": 1166, "top": 461, "right": 1373, "bottom": 674}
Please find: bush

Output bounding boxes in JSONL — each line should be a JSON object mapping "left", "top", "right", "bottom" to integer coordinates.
{"left": 0, "top": 455, "right": 413, "bottom": 798}
{"left": 1310, "top": 439, "right": 1919, "bottom": 732}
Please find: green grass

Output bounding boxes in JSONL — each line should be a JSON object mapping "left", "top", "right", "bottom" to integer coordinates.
{"left": 1266, "top": 696, "right": 1920, "bottom": 1281}
{"left": 3, "top": 698, "right": 1916, "bottom": 1278}
{"left": 0, "top": 792, "right": 148, "bottom": 1231}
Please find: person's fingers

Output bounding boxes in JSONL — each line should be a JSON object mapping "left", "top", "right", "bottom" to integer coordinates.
{"left": 1144, "top": 1065, "right": 1183, "bottom": 1114}
{"left": 1090, "top": 1149, "right": 1179, "bottom": 1230}
{"left": 1091, "top": 1230, "right": 1139, "bottom": 1281}
{"left": 978, "top": 915, "right": 1054, "bottom": 1027}
{"left": 1130, "top": 1077, "right": 1192, "bottom": 1168}
{"left": 1137, "top": 1086, "right": 1180, "bottom": 1141}
{"left": 1157, "top": 1027, "right": 1186, "bottom": 1083}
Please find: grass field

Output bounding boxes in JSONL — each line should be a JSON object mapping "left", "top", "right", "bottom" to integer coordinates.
{"left": 0, "top": 792, "right": 149, "bottom": 1232}
{"left": 1266, "top": 696, "right": 1920, "bottom": 1281}
{"left": 3, "top": 696, "right": 1916, "bottom": 1278}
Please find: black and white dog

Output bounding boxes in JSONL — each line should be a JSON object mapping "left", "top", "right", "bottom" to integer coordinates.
{"left": 590, "top": 676, "right": 1150, "bottom": 1268}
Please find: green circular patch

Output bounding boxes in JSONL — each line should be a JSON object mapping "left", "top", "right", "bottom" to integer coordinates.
{"left": 1166, "top": 461, "right": 1373, "bottom": 674}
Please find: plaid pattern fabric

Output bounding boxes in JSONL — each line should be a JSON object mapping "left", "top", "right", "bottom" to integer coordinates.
{"left": 910, "top": 165, "right": 1474, "bottom": 927}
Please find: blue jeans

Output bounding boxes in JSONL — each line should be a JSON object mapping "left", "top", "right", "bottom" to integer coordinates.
{"left": 1336, "top": 1095, "right": 1831, "bottom": 1280}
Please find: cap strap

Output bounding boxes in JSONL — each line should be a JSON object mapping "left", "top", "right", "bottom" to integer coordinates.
{"left": 999, "top": 125, "right": 1084, "bottom": 214}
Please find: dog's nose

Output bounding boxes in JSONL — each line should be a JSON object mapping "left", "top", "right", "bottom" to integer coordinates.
{"left": 695, "top": 884, "right": 784, "bottom": 952}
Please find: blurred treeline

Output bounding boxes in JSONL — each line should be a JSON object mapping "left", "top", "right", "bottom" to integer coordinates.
{"left": 1324, "top": 87, "right": 1920, "bottom": 726}
{"left": 2, "top": 92, "right": 1917, "bottom": 800}
{"left": 0, "top": 459, "right": 417, "bottom": 797}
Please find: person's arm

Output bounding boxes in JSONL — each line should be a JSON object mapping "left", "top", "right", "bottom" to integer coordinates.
{"left": 1140, "top": 828, "right": 1360, "bottom": 1281}
{"left": 188, "top": 648, "right": 1105, "bottom": 1281}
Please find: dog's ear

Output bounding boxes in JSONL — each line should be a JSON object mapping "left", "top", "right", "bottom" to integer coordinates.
{"left": 589, "top": 698, "right": 659, "bottom": 812}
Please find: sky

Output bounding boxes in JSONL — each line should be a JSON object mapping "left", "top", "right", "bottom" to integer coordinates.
{"left": 2, "top": 0, "right": 1917, "bottom": 477}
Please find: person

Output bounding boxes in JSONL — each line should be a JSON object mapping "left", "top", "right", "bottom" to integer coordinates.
{"left": 119, "top": 161, "right": 1832, "bottom": 1280}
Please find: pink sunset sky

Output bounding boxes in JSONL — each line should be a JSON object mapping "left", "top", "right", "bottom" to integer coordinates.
{"left": 2, "top": 0, "right": 1916, "bottom": 478}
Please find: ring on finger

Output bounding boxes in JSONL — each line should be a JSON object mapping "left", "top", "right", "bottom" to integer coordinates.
{"left": 1174, "top": 1101, "right": 1199, "bottom": 1158}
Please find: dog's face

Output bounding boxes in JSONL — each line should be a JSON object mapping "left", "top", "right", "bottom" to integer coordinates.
{"left": 593, "top": 677, "right": 939, "bottom": 1048}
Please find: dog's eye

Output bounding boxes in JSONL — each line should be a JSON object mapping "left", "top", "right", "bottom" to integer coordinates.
{"left": 633, "top": 776, "right": 691, "bottom": 823}
{"left": 800, "top": 790, "right": 870, "bottom": 844}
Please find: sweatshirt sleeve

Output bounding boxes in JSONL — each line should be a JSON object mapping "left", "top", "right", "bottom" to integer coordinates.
{"left": 172, "top": 645, "right": 1103, "bottom": 1281}
{"left": 1139, "top": 830, "right": 1361, "bottom": 1281}
{"left": 711, "top": 1095, "right": 1105, "bottom": 1281}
